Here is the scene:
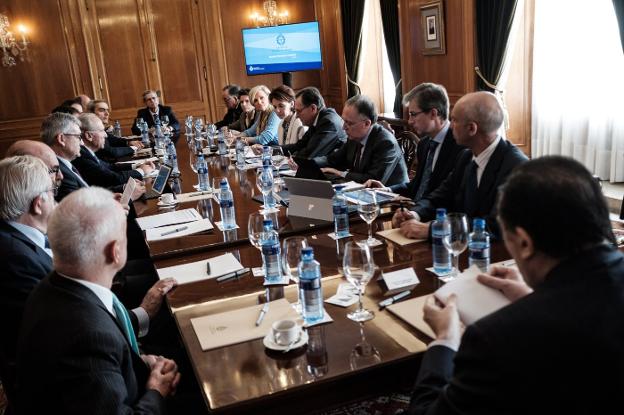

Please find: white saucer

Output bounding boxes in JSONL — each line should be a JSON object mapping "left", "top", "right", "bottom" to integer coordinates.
{"left": 157, "top": 200, "right": 178, "bottom": 208}
{"left": 263, "top": 330, "right": 308, "bottom": 351}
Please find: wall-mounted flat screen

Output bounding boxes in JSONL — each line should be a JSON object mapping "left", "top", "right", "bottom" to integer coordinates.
{"left": 242, "top": 21, "right": 322, "bottom": 76}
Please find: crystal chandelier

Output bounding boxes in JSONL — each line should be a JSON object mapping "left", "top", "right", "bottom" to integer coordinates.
{"left": 0, "top": 13, "right": 30, "bottom": 68}
{"left": 251, "top": 0, "right": 289, "bottom": 27}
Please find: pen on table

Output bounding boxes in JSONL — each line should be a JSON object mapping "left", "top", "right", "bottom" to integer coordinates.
{"left": 160, "top": 225, "right": 188, "bottom": 236}
{"left": 378, "top": 290, "right": 412, "bottom": 309}
{"left": 189, "top": 191, "right": 211, "bottom": 197}
{"left": 255, "top": 302, "right": 269, "bottom": 326}
{"left": 206, "top": 261, "right": 211, "bottom": 275}
{"left": 216, "top": 267, "right": 251, "bottom": 282}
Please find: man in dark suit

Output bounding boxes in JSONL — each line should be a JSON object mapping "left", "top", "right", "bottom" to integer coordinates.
{"left": 366, "top": 83, "right": 465, "bottom": 200}
{"left": 0, "top": 155, "right": 55, "bottom": 404}
{"left": 131, "top": 89, "right": 180, "bottom": 138}
{"left": 5, "top": 139, "right": 64, "bottom": 189}
{"left": 88, "top": 99, "right": 144, "bottom": 161}
{"left": 16, "top": 187, "right": 179, "bottom": 414}
{"left": 281, "top": 87, "right": 347, "bottom": 159}
{"left": 215, "top": 84, "right": 242, "bottom": 129}
{"left": 394, "top": 91, "right": 528, "bottom": 239}
{"left": 73, "top": 113, "right": 153, "bottom": 190}
{"left": 314, "top": 94, "right": 408, "bottom": 186}
{"left": 409, "top": 156, "right": 624, "bottom": 414}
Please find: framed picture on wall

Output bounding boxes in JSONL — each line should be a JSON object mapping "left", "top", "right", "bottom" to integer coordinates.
{"left": 420, "top": 1, "right": 446, "bottom": 55}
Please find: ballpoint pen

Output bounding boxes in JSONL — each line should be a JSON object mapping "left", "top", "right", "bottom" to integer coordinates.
{"left": 160, "top": 225, "right": 188, "bottom": 236}
{"left": 378, "top": 290, "right": 412, "bottom": 309}
{"left": 206, "top": 262, "right": 211, "bottom": 275}
{"left": 216, "top": 268, "right": 251, "bottom": 282}
{"left": 189, "top": 191, "right": 212, "bottom": 197}
{"left": 255, "top": 302, "right": 269, "bottom": 326}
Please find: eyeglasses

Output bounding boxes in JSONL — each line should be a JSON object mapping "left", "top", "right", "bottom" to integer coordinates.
{"left": 408, "top": 109, "right": 430, "bottom": 118}
{"left": 48, "top": 166, "right": 61, "bottom": 175}
{"left": 40, "top": 185, "right": 59, "bottom": 198}
{"left": 63, "top": 132, "right": 82, "bottom": 139}
{"left": 342, "top": 118, "right": 367, "bottom": 128}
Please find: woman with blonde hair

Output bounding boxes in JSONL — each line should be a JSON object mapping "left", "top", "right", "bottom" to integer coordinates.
{"left": 240, "top": 85, "right": 279, "bottom": 145}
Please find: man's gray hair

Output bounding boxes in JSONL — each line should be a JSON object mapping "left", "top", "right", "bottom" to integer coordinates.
{"left": 40, "top": 112, "right": 80, "bottom": 146}
{"left": 345, "top": 94, "right": 377, "bottom": 123}
{"left": 48, "top": 187, "right": 126, "bottom": 271}
{"left": 78, "top": 112, "right": 101, "bottom": 132}
{"left": 0, "top": 155, "right": 51, "bottom": 221}
{"left": 402, "top": 83, "right": 449, "bottom": 120}
{"left": 142, "top": 89, "right": 158, "bottom": 101}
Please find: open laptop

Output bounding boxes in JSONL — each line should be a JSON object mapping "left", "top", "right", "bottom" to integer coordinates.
{"left": 293, "top": 157, "right": 341, "bottom": 182}
{"left": 283, "top": 177, "right": 335, "bottom": 222}
{"left": 144, "top": 164, "right": 172, "bottom": 199}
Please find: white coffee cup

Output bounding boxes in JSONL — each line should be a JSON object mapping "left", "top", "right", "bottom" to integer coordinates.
{"left": 271, "top": 319, "right": 300, "bottom": 346}
{"left": 159, "top": 193, "right": 175, "bottom": 204}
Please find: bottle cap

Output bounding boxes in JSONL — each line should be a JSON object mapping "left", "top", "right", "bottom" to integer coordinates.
{"left": 220, "top": 179, "right": 228, "bottom": 189}
{"left": 436, "top": 208, "right": 447, "bottom": 218}
{"left": 334, "top": 185, "right": 345, "bottom": 192}
{"left": 473, "top": 218, "right": 485, "bottom": 229}
{"left": 301, "top": 247, "right": 314, "bottom": 257}
{"left": 263, "top": 219, "right": 273, "bottom": 227}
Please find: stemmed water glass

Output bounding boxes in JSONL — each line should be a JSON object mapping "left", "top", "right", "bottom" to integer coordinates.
{"left": 189, "top": 150, "right": 203, "bottom": 189}
{"left": 342, "top": 241, "right": 375, "bottom": 322}
{"left": 442, "top": 212, "right": 469, "bottom": 278}
{"left": 247, "top": 212, "right": 266, "bottom": 252}
{"left": 282, "top": 236, "right": 309, "bottom": 313}
{"left": 160, "top": 115, "right": 169, "bottom": 130}
{"left": 357, "top": 190, "right": 381, "bottom": 247}
{"left": 349, "top": 323, "right": 381, "bottom": 370}
{"left": 272, "top": 147, "right": 286, "bottom": 185}
{"left": 256, "top": 169, "right": 278, "bottom": 213}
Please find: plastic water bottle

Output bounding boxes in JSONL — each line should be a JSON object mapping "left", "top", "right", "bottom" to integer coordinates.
{"left": 196, "top": 153, "right": 209, "bottom": 191}
{"left": 166, "top": 140, "right": 179, "bottom": 176}
{"left": 261, "top": 146, "right": 272, "bottom": 168}
{"left": 332, "top": 186, "right": 349, "bottom": 238}
{"left": 298, "top": 247, "right": 324, "bottom": 324}
{"left": 154, "top": 121, "right": 165, "bottom": 150}
{"left": 235, "top": 136, "right": 245, "bottom": 169}
{"left": 139, "top": 120, "right": 150, "bottom": 146}
{"left": 217, "top": 130, "right": 227, "bottom": 155}
{"left": 468, "top": 218, "right": 490, "bottom": 272}
{"left": 431, "top": 208, "right": 452, "bottom": 274}
{"left": 218, "top": 179, "right": 236, "bottom": 230}
{"left": 185, "top": 115, "right": 193, "bottom": 135}
{"left": 113, "top": 120, "right": 122, "bottom": 137}
{"left": 260, "top": 165, "right": 275, "bottom": 209}
{"left": 260, "top": 219, "right": 282, "bottom": 282}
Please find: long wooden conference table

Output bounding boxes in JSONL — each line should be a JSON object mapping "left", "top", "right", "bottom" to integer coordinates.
{"left": 134, "top": 137, "right": 511, "bottom": 414}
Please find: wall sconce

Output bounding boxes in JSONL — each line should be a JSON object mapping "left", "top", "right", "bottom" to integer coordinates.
{"left": 250, "top": 0, "right": 289, "bottom": 27}
{"left": 0, "top": 13, "right": 30, "bottom": 68}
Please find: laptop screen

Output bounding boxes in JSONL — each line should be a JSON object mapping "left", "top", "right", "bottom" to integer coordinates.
{"left": 152, "top": 165, "right": 172, "bottom": 194}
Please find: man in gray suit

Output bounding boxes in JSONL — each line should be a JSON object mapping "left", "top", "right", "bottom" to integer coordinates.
{"left": 315, "top": 94, "right": 408, "bottom": 186}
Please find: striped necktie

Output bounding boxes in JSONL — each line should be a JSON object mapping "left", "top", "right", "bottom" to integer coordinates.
{"left": 112, "top": 294, "right": 140, "bottom": 354}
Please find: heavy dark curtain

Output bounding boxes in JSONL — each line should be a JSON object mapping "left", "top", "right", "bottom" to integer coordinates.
{"left": 613, "top": 0, "right": 624, "bottom": 54}
{"left": 475, "top": 0, "right": 519, "bottom": 91}
{"left": 380, "top": 0, "right": 403, "bottom": 116}
{"left": 341, "top": 0, "right": 366, "bottom": 98}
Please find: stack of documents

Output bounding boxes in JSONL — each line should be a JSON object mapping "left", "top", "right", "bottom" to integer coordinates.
{"left": 136, "top": 208, "right": 202, "bottom": 230}
{"left": 156, "top": 253, "right": 244, "bottom": 285}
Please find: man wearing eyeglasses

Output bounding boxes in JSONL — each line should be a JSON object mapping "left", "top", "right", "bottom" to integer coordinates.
{"left": 215, "top": 84, "right": 242, "bottom": 129}
{"left": 6, "top": 139, "right": 64, "bottom": 188}
{"left": 130, "top": 90, "right": 180, "bottom": 139}
{"left": 0, "top": 155, "right": 56, "bottom": 402}
{"left": 88, "top": 99, "right": 143, "bottom": 161}
{"left": 313, "top": 94, "right": 408, "bottom": 186}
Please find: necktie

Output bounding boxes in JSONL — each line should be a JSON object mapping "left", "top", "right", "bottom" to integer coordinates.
{"left": 463, "top": 160, "right": 479, "bottom": 216}
{"left": 353, "top": 142, "right": 363, "bottom": 171}
{"left": 112, "top": 294, "right": 140, "bottom": 354}
{"left": 44, "top": 235, "right": 50, "bottom": 249}
{"left": 414, "top": 140, "right": 439, "bottom": 201}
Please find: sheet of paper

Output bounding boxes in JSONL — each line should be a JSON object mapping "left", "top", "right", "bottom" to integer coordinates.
{"left": 334, "top": 181, "right": 364, "bottom": 192}
{"left": 145, "top": 218, "right": 213, "bottom": 241}
{"left": 214, "top": 221, "right": 241, "bottom": 231}
{"left": 175, "top": 191, "right": 214, "bottom": 203}
{"left": 136, "top": 208, "right": 202, "bottom": 230}
{"left": 325, "top": 283, "right": 359, "bottom": 307}
{"left": 377, "top": 228, "right": 426, "bottom": 246}
{"left": 134, "top": 148, "right": 153, "bottom": 156}
{"left": 157, "top": 252, "right": 244, "bottom": 284}
{"left": 343, "top": 189, "right": 398, "bottom": 205}
{"left": 387, "top": 295, "right": 436, "bottom": 339}
{"left": 280, "top": 169, "right": 296, "bottom": 177}
{"left": 191, "top": 298, "right": 300, "bottom": 351}
{"left": 116, "top": 156, "right": 158, "bottom": 165}
{"left": 119, "top": 177, "right": 135, "bottom": 206}
{"left": 303, "top": 308, "right": 333, "bottom": 327}
{"left": 382, "top": 268, "right": 420, "bottom": 291}
{"left": 434, "top": 265, "right": 511, "bottom": 325}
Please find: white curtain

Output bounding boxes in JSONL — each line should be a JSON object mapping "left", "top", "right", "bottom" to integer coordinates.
{"left": 532, "top": 0, "right": 624, "bottom": 181}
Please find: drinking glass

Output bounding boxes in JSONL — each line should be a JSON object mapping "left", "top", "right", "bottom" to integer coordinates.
{"left": 247, "top": 212, "right": 266, "bottom": 251}
{"left": 342, "top": 241, "right": 375, "bottom": 322}
{"left": 349, "top": 323, "right": 381, "bottom": 370}
{"left": 160, "top": 115, "right": 169, "bottom": 130}
{"left": 272, "top": 147, "right": 286, "bottom": 185}
{"left": 282, "top": 236, "right": 309, "bottom": 313}
{"left": 189, "top": 150, "right": 201, "bottom": 189}
{"left": 224, "top": 129, "right": 236, "bottom": 148}
{"left": 357, "top": 190, "right": 381, "bottom": 247}
{"left": 442, "top": 212, "right": 469, "bottom": 278}
{"left": 212, "top": 177, "right": 228, "bottom": 198}
{"left": 256, "top": 169, "right": 278, "bottom": 213}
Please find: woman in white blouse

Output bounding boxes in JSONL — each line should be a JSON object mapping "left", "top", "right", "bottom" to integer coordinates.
{"left": 269, "top": 85, "right": 307, "bottom": 146}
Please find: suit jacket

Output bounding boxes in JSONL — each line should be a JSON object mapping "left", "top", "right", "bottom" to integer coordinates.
{"left": 131, "top": 104, "right": 180, "bottom": 137}
{"left": 216, "top": 104, "right": 242, "bottom": 129}
{"left": 16, "top": 272, "right": 165, "bottom": 414}
{"left": 228, "top": 109, "right": 255, "bottom": 132}
{"left": 413, "top": 138, "right": 528, "bottom": 238}
{"left": 96, "top": 132, "right": 134, "bottom": 162}
{"left": 316, "top": 124, "right": 409, "bottom": 186}
{"left": 72, "top": 146, "right": 142, "bottom": 189}
{"left": 0, "top": 221, "right": 53, "bottom": 399}
{"left": 281, "top": 108, "right": 347, "bottom": 159}
{"left": 57, "top": 157, "right": 88, "bottom": 201}
{"left": 391, "top": 128, "right": 466, "bottom": 200}
{"left": 409, "top": 244, "right": 624, "bottom": 415}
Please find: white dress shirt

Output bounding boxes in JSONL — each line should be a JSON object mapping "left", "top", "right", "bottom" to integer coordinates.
{"left": 8, "top": 221, "right": 52, "bottom": 258}
{"left": 473, "top": 136, "right": 502, "bottom": 186}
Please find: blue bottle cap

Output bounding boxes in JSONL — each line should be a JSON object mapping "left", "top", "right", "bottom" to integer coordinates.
{"left": 301, "top": 247, "right": 314, "bottom": 257}
{"left": 473, "top": 218, "right": 485, "bottom": 229}
{"left": 436, "top": 208, "right": 447, "bottom": 217}
{"left": 220, "top": 179, "right": 228, "bottom": 189}
{"left": 263, "top": 219, "right": 273, "bottom": 227}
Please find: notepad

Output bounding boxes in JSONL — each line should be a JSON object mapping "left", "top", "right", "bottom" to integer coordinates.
{"left": 136, "top": 208, "right": 202, "bottom": 230}
{"left": 377, "top": 228, "right": 426, "bottom": 246}
{"left": 434, "top": 265, "right": 511, "bottom": 325}
{"left": 175, "top": 191, "right": 214, "bottom": 203}
{"left": 191, "top": 298, "right": 300, "bottom": 351}
{"left": 387, "top": 295, "right": 436, "bottom": 339}
{"left": 145, "top": 218, "right": 214, "bottom": 241}
{"left": 156, "top": 252, "right": 244, "bottom": 285}
{"left": 116, "top": 156, "right": 158, "bottom": 165}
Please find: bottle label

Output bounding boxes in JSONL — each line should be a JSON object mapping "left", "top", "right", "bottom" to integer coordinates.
{"left": 262, "top": 244, "right": 279, "bottom": 256}
{"left": 220, "top": 200, "right": 233, "bottom": 208}
{"left": 469, "top": 246, "right": 490, "bottom": 259}
{"left": 333, "top": 205, "right": 347, "bottom": 215}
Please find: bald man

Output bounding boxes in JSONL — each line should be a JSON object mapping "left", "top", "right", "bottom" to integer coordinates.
{"left": 393, "top": 91, "right": 528, "bottom": 239}
{"left": 6, "top": 139, "right": 64, "bottom": 188}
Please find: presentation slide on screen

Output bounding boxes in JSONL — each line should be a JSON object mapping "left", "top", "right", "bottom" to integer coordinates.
{"left": 243, "top": 22, "right": 322, "bottom": 75}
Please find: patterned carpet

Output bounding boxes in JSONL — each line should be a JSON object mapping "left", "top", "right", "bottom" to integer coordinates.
{"left": 0, "top": 383, "right": 6, "bottom": 415}
{"left": 317, "top": 393, "right": 410, "bottom": 415}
